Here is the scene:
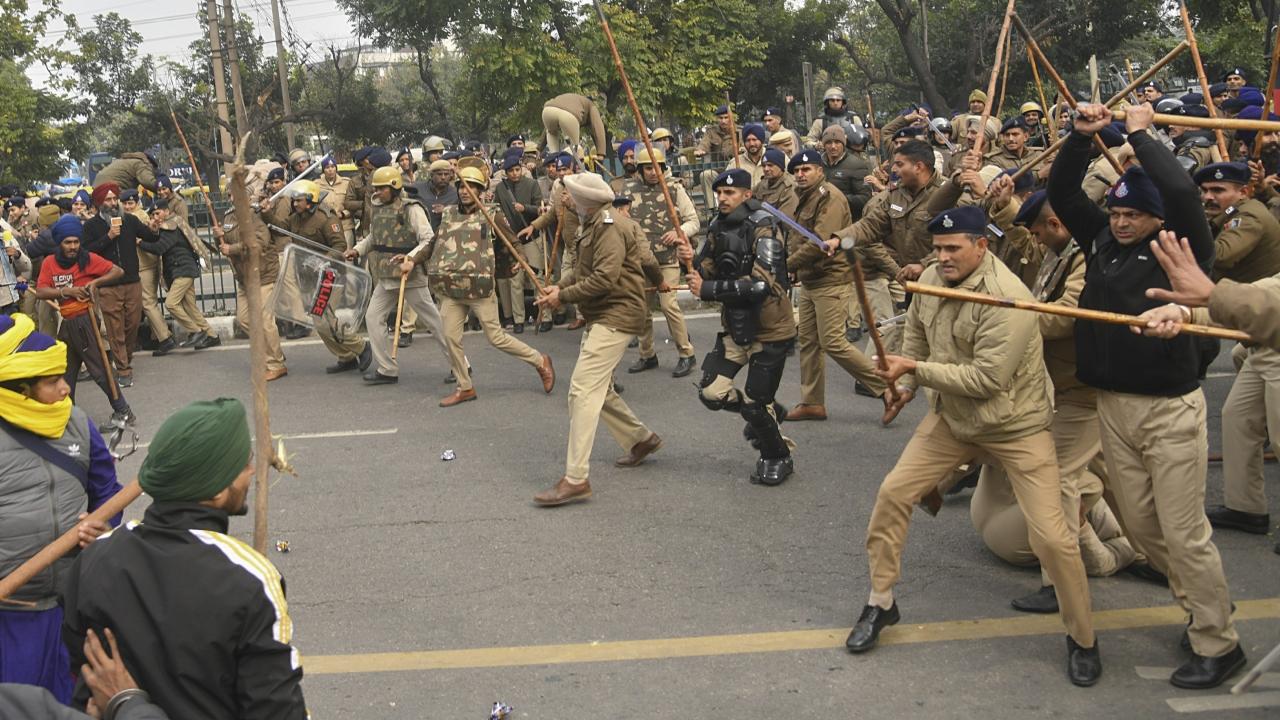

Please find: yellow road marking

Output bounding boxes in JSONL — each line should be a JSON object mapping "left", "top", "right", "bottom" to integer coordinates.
{"left": 304, "top": 597, "right": 1280, "bottom": 675}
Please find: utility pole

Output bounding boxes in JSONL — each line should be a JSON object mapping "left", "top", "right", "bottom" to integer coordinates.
{"left": 205, "top": 0, "right": 234, "bottom": 176}
{"left": 221, "top": 0, "right": 249, "bottom": 141}
{"left": 270, "top": 0, "right": 297, "bottom": 149}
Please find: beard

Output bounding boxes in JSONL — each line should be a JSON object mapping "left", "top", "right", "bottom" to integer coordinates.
{"left": 99, "top": 204, "right": 121, "bottom": 219}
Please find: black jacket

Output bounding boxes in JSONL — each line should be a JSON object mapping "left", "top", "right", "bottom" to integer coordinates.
{"left": 83, "top": 213, "right": 152, "bottom": 285}
{"left": 138, "top": 226, "right": 200, "bottom": 284}
{"left": 60, "top": 503, "right": 307, "bottom": 720}
{"left": 1048, "top": 129, "right": 1215, "bottom": 396}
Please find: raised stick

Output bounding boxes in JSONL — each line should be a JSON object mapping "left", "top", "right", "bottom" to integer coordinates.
{"left": 903, "top": 281, "right": 1251, "bottom": 342}
{"left": 170, "top": 111, "right": 223, "bottom": 248}
{"left": 1109, "top": 108, "right": 1280, "bottom": 133}
{"left": 866, "top": 91, "right": 881, "bottom": 159}
{"left": 1028, "top": 45, "right": 1053, "bottom": 139}
{"left": 592, "top": 0, "right": 694, "bottom": 274}
{"left": 1010, "top": 41, "right": 1189, "bottom": 181}
{"left": 1010, "top": 12, "right": 1123, "bottom": 175}
{"left": 460, "top": 182, "right": 545, "bottom": 294}
{"left": 974, "top": 0, "right": 1018, "bottom": 157}
{"left": 1180, "top": 2, "right": 1231, "bottom": 160}
{"left": 725, "top": 92, "right": 742, "bottom": 169}
{"left": 852, "top": 258, "right": 900, "bottom": 405}
{"left": 390, "top": 271, "right": 407, "bottom": 360}
{"left": 995, "top": 30, "right": 1013, "bottom": 119}
{"left": 0, "top": 481, "right": 142, "bottom": 602}
{"left": 1254, "top": 22, "right": 1280, "bottom": 160}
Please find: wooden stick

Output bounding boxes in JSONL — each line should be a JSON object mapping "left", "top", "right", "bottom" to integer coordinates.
{"left": 550, "top": 206, "right": 565, "bottom": 275}
{"left": 903, "top": 281, "right": 1251, "bottom": 342}
{"left": 1254, "top": 21, "right": 1280, "bottom": 160}
{"left": 170, "top": 110, "right": 222, "bottom": 241}
{"left": 85, "top": 294, "right": 119, "bottom": 401}
{"left": 725, "top": 92, "right": 742, "bottom": 169}
{"left": 0, "top": 481, "right": 142, "bottom": 601}
{"left": 974, "top": 0, "right": 1018, "bottom": 157}
{"left": 995, "top": 30, "right": 1013, "bottom": 119}
{"left": 852, "top": 258, "right": 899, "bottom": 404}
{"left": 1109, "top": 108, "right": 1280, "bottom": 132}
{"left": 1010, "top": 12, "right": 1123, "bottom": 175}
{"left": 1027, "top": 44, "right": 1053, "bottom": 139}
{"left": 1124, "top": 58, "right": 1135, "bottom": 85}
{"left": 592, "top": 0, "right": 693, "bottom": 274}
{"left": 866, "top": 92, "right": 881, "bottom": 159}
{"left": 460, "top": 182, "right": 545, "bottom": 294}
{"left": 1010, "top": 41, "right": 1189, "bottom": 181}
{"left": 390, "top": 271, "right": 407, "bottom": 360}
{"left": 1180, "top": 2, "right": 1231, "bottom": 160}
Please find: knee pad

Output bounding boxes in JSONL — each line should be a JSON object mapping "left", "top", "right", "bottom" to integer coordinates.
{"left": 699, "top": 387, "right": 742, "bottom": 413}
{"left": 743, "top": 342, "right": 789, "bottom": 405}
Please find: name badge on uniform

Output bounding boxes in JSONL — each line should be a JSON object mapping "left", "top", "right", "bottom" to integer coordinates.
{"left": 986, "top": 223, "right": 1004, "bottom": 238}
{"left": 889, "top": 203, "right": 904, "bottom": 212}
{"left": 1225, "top": 205, "right": 1236, "bottom": 216}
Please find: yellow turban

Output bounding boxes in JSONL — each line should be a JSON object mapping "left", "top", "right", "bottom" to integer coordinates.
{"left": 0, "top": 313, "right": 72, "bottom": 438}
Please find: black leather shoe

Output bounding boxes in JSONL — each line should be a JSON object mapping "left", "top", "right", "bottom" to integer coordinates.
{"left": 357, "top": 342, "right": 373, "bottom": 371}
{"left": 1170, "top": 646, "right": 1246, "bottom": 689}
{"left": 362, "top": 369, "right": 398, "bottom": 385}
{"left": 151, "top": 337, "right": 177, "bottom": 356}
{"left": 751, "top": 456, "right": 794, "bottom": 486}
{"left": 326, "top": 357, "right": 359, "bottom": 374}
{"left": 193, "top": 333, "right": 221, "bottom": 350}
{"left": 853, "top": 380, "right": 876, "bottom": 397}
{"left": 513, "top": 322, "right": 524, "bottom": 334}
{"left": 397, "top": 331, "right": 413, "bottom": 348}
{"left": 846, "top": 603, "right": 899, "bottom": 653}
{"left": 1011, "top": 585, "right": 1059, "bottom": 614}
{"left": 1205, "top": 505, "right": 1270, "bottom": 534}
{"left": 552, "top": 312, "right": 567, "bottom": 326}
{"left": 538, "top": 320, "right": 553, "bottom": 333}
{"left": 672, "top": 355, "right": 697, "bottom": 378}
{"left": 1122, "top": 561, "right": 1169, "bottom": 586}
{"left": 628, "top": 356, "right": 658, "bottom": 373}
{"left": 845, "top": 326, "right": 863, "bottom": 344}
{"left": 1067, "top": 636, "right": 1102, "bottom": 687}
{"left": 179, "top": 331, "right": 205, "bottom": 348}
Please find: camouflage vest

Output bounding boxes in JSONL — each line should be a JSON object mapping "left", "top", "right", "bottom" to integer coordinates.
{"left": 428, "top": 207, "right": 496, "bottom": 300}
{"left": 630, "top": 181, "right": 678, "bottom": 265}
{"left": 368, "top": 197, "right": 424, "bottom": 281}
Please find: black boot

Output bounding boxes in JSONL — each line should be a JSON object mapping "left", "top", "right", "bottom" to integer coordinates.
{"left": 628, "top": 356, "right": 658, "bottom": 373}
{"left": 1011, "top": 585, "right": 1059, "bottom": 614}
{"left": 1170, "top": 646, "right": 1246, "bottom": 689}
{"left": 538, "top": 320, "right": 553, "bottom": 333}
{"left": 326, "top": 357, "right": 359, "bottom": 374}
{"left": 671, "top": 355, "right": 697, "bottom": 378}
{"left": 1205, "top": 505, "right": 1270, "bottom": 534}
{"left": 397, "top": 331, "right": 413, "bottom": 348}
{"left": 1066, "top": 636, "right": 1102, "bottom": 687}
{"left": 751, "top": 456, "right": 794, "bottom": 486}
{"left": 362, "top": 369, "right": 398, "bottom": 385}
{"left": 845, "top": 603, "right": 899, "bottom": 653}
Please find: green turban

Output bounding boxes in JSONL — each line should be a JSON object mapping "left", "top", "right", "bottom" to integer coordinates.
{"left": 140, "top": 398, "right": 252, "bottom": 502}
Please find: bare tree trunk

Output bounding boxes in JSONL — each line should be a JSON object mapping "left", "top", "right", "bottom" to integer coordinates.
{"left": 415, "top": 45, "right": 453, "bottom": 138}
{"left": 875, "top": 0, "right": 951, "bottom": 114}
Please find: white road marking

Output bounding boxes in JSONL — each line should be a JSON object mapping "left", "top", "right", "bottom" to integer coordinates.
{"left": 138, "top": 428, "right": 397, "bottom": 449}
{"left": 1204, "top": 371, "right": 1236, "bottom": 379}
{"left": 1166, "top": 690, "right": 1280, "bottom": 713}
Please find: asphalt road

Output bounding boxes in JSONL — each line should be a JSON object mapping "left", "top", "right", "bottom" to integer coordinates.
{"left": 86, "top": 311, "right": 1280, "bottom": 719}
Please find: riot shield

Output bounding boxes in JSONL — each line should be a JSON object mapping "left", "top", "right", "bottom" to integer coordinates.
{"left": 0, "top": 245, "right": 20, "bottom": 307}
{"left": 270, "top": 243, "right": 372, "bottom": 340}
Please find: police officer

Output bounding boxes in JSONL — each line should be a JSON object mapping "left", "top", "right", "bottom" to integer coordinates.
{"left": 1021, "top": 102, "right": 1050, "bottom": 148}
{"left": 215, "top": 202, "right": 287, "bottom": 380}
{"left": 1194, "top": 162, "right": 1280, "bottom": 283}
{"left": 287, "top": 148, "right": 311, "bottom": 180}
{"left": 1172, "top": 105, "right": 1219, "bottom": 174}
{"left": 695, "top": 106, "right": 736, "bottom": 212}
{"left": 426, "top": 165, "right": 555, "bottom": 407}
{"left": 805, "top": 86, "right": 864, "bottom": 148}
{"left": 950, "top": 90, "right": 1000, "bottom": 145}
{"left": 735, "top": 123, "right": 768, "bottom": 187}
{"left": 987, "top": 116, "right": 1034, "bottom": 171}
{"left": 624, "top": 147, "right": 700, "bottom": 377}
{"left": 524, "top": 153, "right": 582, "bottom": 328}
{"left": 318, "top": 157, "right": 353, "bottom": 244}
{"left": 847, "top": 205, "right": 1101, "bottom": 689}
{"left": 494, "top": 148, "right": 543, "bottom": 333}
{"left": 342, "top": 166, "right": 449, "bottom": 385}
{"left": 751, "top": 148, "right": 798, "bottom": 218}
{"left": 682, "top": 168, "right": 797, "bottom": 485}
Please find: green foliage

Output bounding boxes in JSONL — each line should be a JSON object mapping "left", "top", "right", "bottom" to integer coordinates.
{"left": 0, "top": 59, "right": 76, "bottom": 184}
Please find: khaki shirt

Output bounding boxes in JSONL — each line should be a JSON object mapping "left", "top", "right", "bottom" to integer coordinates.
{"left": 559, "top": 208, "right": 661, "bottom": 335}
{"left": 696, "top": 125, "right": 734, "bottom": 163}
{"left": 751, "top": 174, "right": 798, "bottom": 219}
{"left": 1031, "top": 242, "right": 1088, "bottom": 399}
{"left": 319, "top": 174, "right": 352, "bottom": 232}
{"left": 731, "top": 149, "right": 766, "bottom": 187}
{"left": 1211, "top": 198, "right": 1280, "bottom": 283}
{"left": 789, "top": 181, "right": 852, "bottom": 288}
{"left": 983, "top": 146, "right": 1032, "bottom": 172}
{"left": 1209, "top": 276, "right": 1280, "bottom": 352}
{"left": 902, "top": 251, "right": 1053, "bottom": 444}
{"left": 838, "top": 174, "right": 942, "bottom": 267}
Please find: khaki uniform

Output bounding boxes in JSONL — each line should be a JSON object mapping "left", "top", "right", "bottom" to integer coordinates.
{"left": 984, "top": 145, "right": 1032, "bottom": 172}
{"left": 927, "top": 178, "right": 1042, "bottom": 290}
{"left": 286, "top": 205, "right": 367, "bottom": 363}
{"left": 343, "top": 170, "right": 372, "bottom": 239}
{"left": 628, "top": 178, "right": 700, "bottom": 363}
{"left": 1210, "top": 198, "right": 1280, "bottom": 283}
{"left": 1221, "top": 338, "right": 1280, "bottom": 515}
{"left": 427, "top": 204, "right": 543, "bottom": 392}
{"left": 866, "top": 253, "right": 1094, "bottom": 650}
{"left": 351, "top": 195, "right": 449, "bottom": 377}
{"left": 223, "top": 211, "right": 286, "bottom": 372}
{"left": 93, "top": 153, "right": 159, "bottom": 192}
{"left": 318, "top": 174, "right": 354, "bottom": 243}
{"left": 789, "top": 181, "right": 887, "bottom": 403}
{"left": 731, "top": 149, "right": 766, "bottom": 188}
{"left": 697, "top": 124, "right": 736, "bottom": 207}
{"left": 751, "top": 173, "right": 798, "bottom": 219}
{"left": 542, "top": 93, "right": 608, "bottom": 155}
{"left": 1209, "top": 276, "right": 1280, "bottom": 351}
{"left": 559, "top": 208, "right": 662, "bottom": 483}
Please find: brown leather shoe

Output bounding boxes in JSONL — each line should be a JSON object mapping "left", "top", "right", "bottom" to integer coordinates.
{"left": 264, "top": 367, "right": 288, "bottom": 382}
{"left": 537, "top": 353, "right": 555, "bottom": 393}
{"left": 785, "top": 403, "right": 827, "bottom": 421}
{"left": 616, "top": 432, "right": 662, "bottom": 467}
{"left": 566, "top": 318, "right": 586, "bottom": 330}
{"left": 534, "top": 476, "right": 592, "bottom": 506}
{"left": 439, "top": 388, "right": 478, "bottom": 407}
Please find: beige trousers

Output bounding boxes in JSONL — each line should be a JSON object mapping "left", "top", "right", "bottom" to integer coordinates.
{"left": 1221, "top": 347, "right": 1280, "bottom": 515}
{"left": 638, "top": 265, "right": 694, "bottom": 359}
{"left": 867, "top": 411, "right": 1095, "bottom": 647}
{"left": 797, "top": 283, "right": 886, "bottom": 405}
{"left": 542, "top": 105, "right": 580, "bottom": 154}
{"left": 565, "top": 323, "right": 652, "bottom": 482}
{"left": 1097, "top": 389, "right": 1238, "bottom": 657}
{"left": 234, "top": 282, "right": 285, "bottom": 371}
{"left": 366, "top": 281, "right": 447, "bottom": 377}
{"left": 164, "top": 277, "right": 210, "bottom": 334}
{"left": 138, "top": 264, "right": 170, "bottom": 342}
{"left": 438, "top": 294, "right": 542, "bottom": 391}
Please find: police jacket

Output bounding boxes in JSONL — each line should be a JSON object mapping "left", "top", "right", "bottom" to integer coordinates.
{"left": 1210, "top": 198, "right": 1280, "bottom": 283}
{"left": 61, "top": 502, "right": 308, "bottom": 720}
{"left": 137, "top": 222, "right": 200, "bottom": 284}
{"left": 1049, "top": 129, "right": 1214, "bottom": 397}
{"left": 93, "top": 153, "right": 160, "bottom": 193}
{"left": 0, "top": 407, "right": 119, "bottom": 610}
{"left": 559, "top": 208, "right": 662, "bottom": 336}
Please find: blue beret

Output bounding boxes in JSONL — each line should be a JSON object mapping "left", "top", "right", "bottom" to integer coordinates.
{"left": 1140, "top": 81, "right": 1162, "bottom": 92}
{"left": 1013, "top": 190, "right": 1049, "bottom": 227}
{"left": 554, "top": 152, "right": 575, "bottom": 170}
{"left": 266, "top": 167, "right": 286, "bottom": 182}
{"left": 1179, "top": 93, "right": 1203, "bottom": 105}
{"left": 1097, "top": 125, "right": 1126, "bottom": 148}
{"left": 1221, "top": 98, "right": 1248, "bottom": 113}
{"left": 764, "top": 107, "right": 782, "bottom": 118}
{"left": 353, "top": 146, "right": 374, "bottom": 164}
{"left": 712, "top": 169, "right": 752, "bottom": 190}
{"left": 119, "top": 189, "right": 139, "bottom": 202}
{"left": 1000, "top": 166, "right": 1034, "bottom": 194}
{"left": 1180, "top": 104, "right": 1211, "bottom": 119}
{"left": 1107, "top": 167, "right": 1165, "bottom": 218}
{"left": 1222, "top": 67, "right": 1247, "bottom": 81}
{"left": 1193, "top": 162, "right": 1251, "bottom": 186}
{"left": 501, "top": 147, "right": 524, "bottom": 170}
{"left": 742, "top": 123, "right": 766, "bottom": 143}
{"left": 1001, "top": 115, "right": 1030, "bottom": 133}
{"left": 893, "top": 126, "right": 924, "bottom": 140}
{"left": 787, "top": 149, "right": 823, "bottom": 172}
{"left": 155, "top": 174, "right": 173, "bottom": 189}
{"left": 1233, "top": 105, "right": 1280, "bottom": 145}
{"left": 928, "top": 206, "right": 988, "bottom": 236}
{"left": 367, "top": 147, "right": 392, "bottom": 168}
{"left": 506, "top": 134, "right": 525, "bottom": 146}
{"left": 714, "top": 104, "right": 729, "bottom": 116}
{"left": 612, "top": 194, "right": 632, "bottom": 207}
{"left": 763, "top": 147, "right": 787, "bottom": 168}
{"left": 1208, "top": 82, "right": 1228, "bottom": 96}
{"left": 441, "top": 150, "right": 461, "bottom": 161}
{"left": 51, "top": 214, "right": 83, "bottom": 243}
{"left": 5, "top": 197, "right": 24, "bottom": 209}
{"left": 617, "top": 139, "right": 638, "bottom": 158}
